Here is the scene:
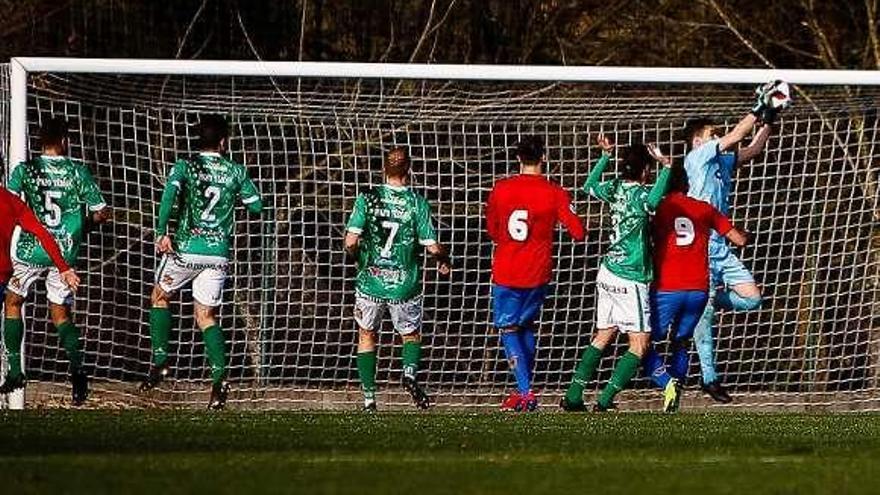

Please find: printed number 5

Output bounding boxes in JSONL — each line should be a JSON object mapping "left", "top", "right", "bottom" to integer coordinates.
{"left": 380, "top": 220, "right": 400, "bottom": 258}
{"left": 44, "top": 191, "right": 62, "bottom": 227}
{"left": 508, "top": 209, "right": 529, "bottom": 241}
{"left": 674, "top": 217, "right": 695, "bottom": 246}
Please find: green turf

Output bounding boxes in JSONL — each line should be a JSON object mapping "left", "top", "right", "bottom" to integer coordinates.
{"left": 1, "top": 410, "right": 878, "bottom": 494}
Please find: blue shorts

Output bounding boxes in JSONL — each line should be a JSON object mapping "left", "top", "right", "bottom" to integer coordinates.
{"left": 492, "top": 284, "right": 548, "bottom": 329}
{"left": 650, "top": 290, "right": 710, "bottom": 342}
{"left": 709, "top": 241, "right": 755, "bottom": 287}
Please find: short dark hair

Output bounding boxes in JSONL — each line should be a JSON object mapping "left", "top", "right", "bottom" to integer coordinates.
{"left": 669, "top": 163, "right": 689, "bottom": 192}
{"left": 198, "top": 114, "right": 229, "bottom": 150}
{"left": 40, "top": 117, "right": 69, "bottom": 149}
{"left": 384, "top": 147, "right": 411, "bottom": 179}
{"left": 515, "top": 135, "right": 545, "bottom": 164}
{"left": 682, "top": 117, "right": 715, "bottom": 145}
{"left": 619, "top": 144, "right": 653, "bottom": 181}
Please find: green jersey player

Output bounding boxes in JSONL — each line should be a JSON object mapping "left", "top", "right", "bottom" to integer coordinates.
{"left": 344, "top": 147, "right": 451, "bottom": 412}
{"left": 561, "top": 134, "right": 671, "bottom": 412}
{"left": 140, "top": 115, "right": 263, "bottom": 410}
{"left": 2, "top": 117, "right": 112, "bottom": 406}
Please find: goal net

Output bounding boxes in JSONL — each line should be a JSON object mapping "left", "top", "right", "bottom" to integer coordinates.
{"left": 1, "top": 60, "right": 879, "bottom": 410}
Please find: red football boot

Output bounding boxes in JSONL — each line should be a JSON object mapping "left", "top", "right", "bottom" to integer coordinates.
{"left": 500, "top": 391, "right": 522, "bottom": 411}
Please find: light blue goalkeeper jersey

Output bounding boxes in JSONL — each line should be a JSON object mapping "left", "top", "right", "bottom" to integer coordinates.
{"left": 684, "top": 139, "right": 737, "bottom": 247}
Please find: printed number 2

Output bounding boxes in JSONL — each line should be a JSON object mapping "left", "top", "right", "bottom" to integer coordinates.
{"left": 674, "top": 217, "right": 695, "bottom": 246}
{"left": 507, "top": 209, "right": 529, "bottom": 241}
{"left": 43, "top": 191, "right": 62, "bottom": 227}
{"left": 380, "top": 221, "right": 400, "bottom": 258}
{"left": 201, "top": 186, "right": 222, "bottom": 221}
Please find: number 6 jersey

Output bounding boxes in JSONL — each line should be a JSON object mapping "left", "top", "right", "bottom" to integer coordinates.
{"left": 346, "top": 185, "right": 438, "bottom": 302}
{"left": 8, "top": 155, "right": 107, "bottom": 266}
{"left": 486, "top": 174, "right": 585, "bottom": 289}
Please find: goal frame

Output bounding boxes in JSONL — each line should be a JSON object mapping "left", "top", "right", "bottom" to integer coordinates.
{"left": 4, "top": 57, "right": 880, "bottom": 410}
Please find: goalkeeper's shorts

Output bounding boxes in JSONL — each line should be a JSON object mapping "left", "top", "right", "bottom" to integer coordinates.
{"left": 492, "top": 284, "right": 548, "bottom": 330}
{"left": 709, "top": 241, "right": 756, "bottom": 288}
{"left": 156, "top": 253, "right": 228, "bottom": 307}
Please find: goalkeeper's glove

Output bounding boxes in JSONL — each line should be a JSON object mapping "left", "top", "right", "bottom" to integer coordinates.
{"left": 751, "top": 80, "right": 792, "bottom": 124}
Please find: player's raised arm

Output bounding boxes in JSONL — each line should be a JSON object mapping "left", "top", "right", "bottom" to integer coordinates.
{"left": 556, "top": 188, "right": 585, "bottom": 241}
{"left": 736, "top": 123, "right": 772, "bottom": 165}
{"left": 644, "top": 143, "right": 672, "bottom": 211}
{"left": 583, "top": 134, "right": 615, "bottom": 202}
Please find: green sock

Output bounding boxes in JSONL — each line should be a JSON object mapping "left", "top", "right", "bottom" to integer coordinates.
{"left": 201, "top": 325, "right": 226, "bottom": 385}
{"left": 56, "top": 320, "right": 83, "bottom": 372}
{"left": 150, "top": 307, "right": 172, "bottom": 367}
{"left": 357, "top": 351, "right": 377, "bottom": 403}
{"left": 401, "top": 341, "right": 421, "bottom": 380}
{"left": 3, "top": 318, "right": 24, "bottom": 378}
{"left": 598, "top": 351, "right": 641, "bottom": 408}
{"left": 565, "top": 345, "right": 603, "bottom": 404}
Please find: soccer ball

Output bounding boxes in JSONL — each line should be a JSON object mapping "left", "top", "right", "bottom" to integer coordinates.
{"left": 758, "top": 80, "right": 792, "bottom": 110}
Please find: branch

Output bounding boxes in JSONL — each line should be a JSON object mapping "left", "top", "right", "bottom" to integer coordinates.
{"left": 866, "top": 0, "right": 880, "bottom": 69}
{"left": 704, "top": 0, "right": 774, "bottom": 68}
{"left": 298, "top": 0, "right": 308, "bottom": 61}
{"left": 408, "top": 0, "right": 437, "bottom": 63}
{"left": 174, "top": 0, "right": 209, "bottom": 59}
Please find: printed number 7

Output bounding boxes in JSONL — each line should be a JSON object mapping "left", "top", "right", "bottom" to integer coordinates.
{"left": 380, "top": 220, "right": 400, "bottom": 258}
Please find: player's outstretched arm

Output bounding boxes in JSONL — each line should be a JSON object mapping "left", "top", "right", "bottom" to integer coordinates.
{"left": 583, "top": 134, "right": 614, "bottom": 200}
{"left": 426, "top": 243, "right": 452, "bottom": 276}
{"left": 10, "top": 190, "right": 79, "bottom": 290}
{"left": 718, "top": 113, "right": 758, "bottom": 153}
{"left": 645, "top": 143, "right": 673, "bottom": 211}
{"left": 725, "top": 228, "right": 749, "bottom": 248}
{"left": 736, "top": 123, "right": 773, "bottom": 165}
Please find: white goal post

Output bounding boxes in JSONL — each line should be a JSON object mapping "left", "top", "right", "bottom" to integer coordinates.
{"left": 2, "top": 58, "right": 879, "bottom": 411}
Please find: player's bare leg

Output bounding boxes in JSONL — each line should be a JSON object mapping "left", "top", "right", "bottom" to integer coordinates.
{"left": 48, "top": 302, "right": 88, "bottom": 406}
{"left": 718, "top": 282, "right": 762, "bottom": 311}
{"left": 357, "top": 327, "right": 378, "bottom": 412}
{"left": 401, "top": 331, "right": 430, "bottom": 410}
{"left": 561, "top": 327, "right": 616, "bottom": 411}
{"left": 594, "top": 332, "right": 648, "bottom": 412}
{"left": 0, "top": 292, "right": 27, "bottom": 394}
{"left": 141, "top": 285, "right": 172, "bottom": 391}
{"left": 197, "top": 302, "right": 228, "bottom": 410}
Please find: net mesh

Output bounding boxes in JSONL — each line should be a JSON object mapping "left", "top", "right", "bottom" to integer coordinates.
{"left": 2, "top": 69, "right": 879, "bottom": 410}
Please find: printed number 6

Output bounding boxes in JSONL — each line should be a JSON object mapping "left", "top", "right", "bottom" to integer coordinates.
{"left": 508, "top": 209, "right": 529, "bottom": 241}
{"left": 674, "top": 217, "right": 695, "bottom": 246}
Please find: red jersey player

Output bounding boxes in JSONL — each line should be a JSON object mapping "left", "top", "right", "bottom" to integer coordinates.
{"left": 486, "top": 135, "right": 585, "bottom": 412}
{"left": 643, "top": 164, "right": 747, "bottom": 412}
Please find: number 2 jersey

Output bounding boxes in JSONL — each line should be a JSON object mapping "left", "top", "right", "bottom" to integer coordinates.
{"left": 652, "top": 191, "right": 733, "bottom": 292}
{"left": 8, "top": 155, "right": 107, "bottom": 266}
{"left": 486, "top": 174, "right": 585, "bottom": 289}
{"left": 158, "top": 152, "right": 262, "bottom": 258}
{"left": 346, "top": 185, "right": 438, "bottom": 302}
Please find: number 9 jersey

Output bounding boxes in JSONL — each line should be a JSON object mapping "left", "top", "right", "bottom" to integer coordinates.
{"left": 652, "top": 191, "right": 734, "bottom": 292}
{"left": 346, "top": 185, "right": 438, "bottom": 302}
{"left": 486, "top": 175, "right": 585, "bottom": 289}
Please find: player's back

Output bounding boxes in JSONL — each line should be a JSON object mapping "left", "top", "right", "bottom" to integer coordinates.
{"left": 684, "top": 140, "right": 736, "bottom": 216}
{"left": 350, "top": 184, "right": 435, "bottom": 301}
{"left": 173, "top": 152, "right": 256, "bottom": 257}
{"left": 8, "top": 155, "right": 101, "bottom": 265}
{"left": 487, "top": 174, "right": 579, "bottom": 289}
{"left": 653, "top": 192, "right": 732, "bottom": 291}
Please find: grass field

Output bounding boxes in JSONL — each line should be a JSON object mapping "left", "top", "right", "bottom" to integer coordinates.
{"left": 1, "top": 410, "right": 878, "bottom": 494}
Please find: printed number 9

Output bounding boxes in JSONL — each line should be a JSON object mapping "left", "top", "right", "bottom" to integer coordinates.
{"left": 674, "top": 217, "right": 695, "bottom": 246}
{"left": 508, "top": 209, "right": 529, "bottom": 241}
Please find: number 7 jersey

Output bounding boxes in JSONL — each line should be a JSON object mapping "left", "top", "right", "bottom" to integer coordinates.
{"left": 8, "top": 155, "right": 107, "bottom": 266}
{"left": 486, "top": 174, "right": 585, "bottom": 289}
{"left": 346, "top": 185, "right": 438, "bottom": 302}
{"left": 165, "top": 152, "right": 261, "bottom": 258}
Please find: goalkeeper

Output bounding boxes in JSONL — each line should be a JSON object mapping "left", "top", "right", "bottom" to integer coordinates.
{"left": 560, "top": 134, "right": 671, "bottom": 412}
{"left": 140, "top": 115, "right": 263, "bottom": 411}
{"left": 683, "top": 80, "right": 791, "bottom": 403}
{"left": 344, "top": 147, "right": 451, "bottom": 412}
